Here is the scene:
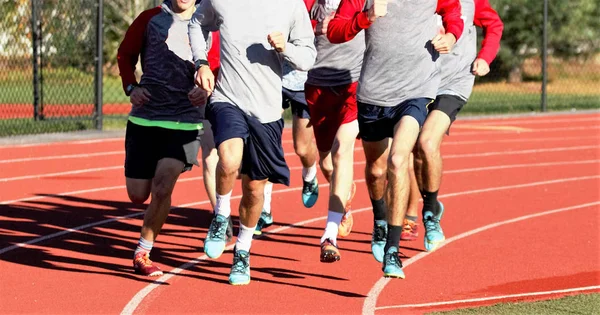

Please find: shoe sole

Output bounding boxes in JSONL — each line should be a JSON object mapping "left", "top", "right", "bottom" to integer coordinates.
{"left": 134, "top": 269, "right": 163, "bottom": 277}
{"left": 425, "top": 237, "right": 446, "bottom": 252}
{"left": 384, "top": 273, "right": 406, "bottom": 279}
{"left": 320, "top": 251, "right": 341, "bottom": 263}
{"left": 229, "top": 279, "right": 251, "bottom": 285}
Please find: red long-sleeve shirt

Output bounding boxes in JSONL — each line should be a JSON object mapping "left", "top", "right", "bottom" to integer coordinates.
{"left": 327, "top": 0, "right": 464, "bottom": 44}
{"left": 474, "top": 0, "right": 503, "bottom": 64}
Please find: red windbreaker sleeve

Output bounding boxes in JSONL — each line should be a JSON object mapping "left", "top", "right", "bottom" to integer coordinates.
{"left": 473, "top": 0, "right": 503, "bottom": 64}
{"left": 116, "top": 7, "right": 161, "bottom": 94}
{"left": 207, "top": 31, "right": 221, "bottom": 77}
{"left": 326, "top": 0, "right": 370, "bottom": 44}
{"left": 303, "top": 0, "right": 318, "bottom": 31}
{"left": 436, "top": 0, "right": 464, "bottom": 41}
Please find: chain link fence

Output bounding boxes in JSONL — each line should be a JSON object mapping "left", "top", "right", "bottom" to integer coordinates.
{"left": 0, "top": 0, "right": 598, "bottom": 137}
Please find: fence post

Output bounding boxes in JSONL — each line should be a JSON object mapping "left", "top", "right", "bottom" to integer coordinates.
{"left": 31, "top": 0, "right": 42, "bottom": 120}
{"left": 95, "top": 0, "right": 104, "bottom": 130}
{"left": 541, "top": 0, "right": 548, "bottom": 112}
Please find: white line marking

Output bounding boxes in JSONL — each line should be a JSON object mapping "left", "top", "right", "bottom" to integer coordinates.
{"left": 2, "top": 144, "right": 596, "bottom": 182}
{"left": 476, "top": 117, "right": 600, "bottom": 126}
{"left": 361, "top": 201, "right": 600, "bottom": 315}
{"left": 450, "top": 125, "right": 600, "bottom": 136}
{"left": 375, "top": 285, "right": 600, "bottom": 310}
{"left": 120, "top": 177, "right": 600, "bottom": 314}
{"left": 442, "top": 136, "right": 599, "bottom": 146}
{"left": 0, "top": 151, "right": 123, "bottom": 164}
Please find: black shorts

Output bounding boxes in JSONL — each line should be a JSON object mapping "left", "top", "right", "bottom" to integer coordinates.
{"left": 282, "top": 88, "right": 310, "bottom": 119}
{"left": 358, "top": 98, "right": 432, "bottom": 142}
{"left": 124, "top": 121, "right": 201, "bottom": 179}
{"left": 429, "top": 94, "right": 467, "bottom": 123}
{"left": 206, "top": 102, "right": 290, "bottom": 186}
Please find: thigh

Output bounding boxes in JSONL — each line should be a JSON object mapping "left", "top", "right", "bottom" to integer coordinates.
{"left": 152, "top": 157, "right": 186, "bottom": 194}
{"left": 428, "top": 94, "right": 466, "bottom": 132}
{"left": 206, "top": 102, "right": 249, "bottom": 148}
{"left": 362, "top": 138, "right": 391, "bottom": 169}
{"left": 124, "top": 121, "right": 159, "bottom": 180}
{"left": 242, "top": 118, "right": 290, "bottom": 186}
{"left": 292, "top": 115, "right": 314, "bottom": 148}
{"left": 390, "top": 115, "right": 421, "bottom": 159}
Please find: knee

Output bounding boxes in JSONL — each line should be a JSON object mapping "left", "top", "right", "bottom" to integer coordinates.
{"left": 389, "top": 152, "right": 409, "bottom": 176}
{"left": 203, "top": 149, "right": 219, "bottom": 171}
{"left": 128, "top": 190, "right": 150, "bottom": 205}
{"left": 319, "top": 159, "right": 333, "bottom": 179}
{"left": 218, "top": 144, "right": 242, "bottom": 174}
{"left": 151, "top": 178, "right": 174, "bottom": 202}
{"left": 418, "top": 136, "right": 440, "bottom": 159}
{"left": 244, "top": 180, "right": 267, "bottom": 200}
{"left": 294, "top": 142, "right": 310, "bottom": 159}
{"left": 366, "top": 161, "right": 386, "bottom": 182}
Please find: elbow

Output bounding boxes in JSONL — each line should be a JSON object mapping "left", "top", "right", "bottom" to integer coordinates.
{"left": 326, "top": 29, "right": 346, "bottom": 44}
{"left": 294, "top": 57, "right": 316, "bottom": 71}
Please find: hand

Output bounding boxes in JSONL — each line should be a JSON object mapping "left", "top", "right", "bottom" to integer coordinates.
{"left": 195, "top": 66, "right": 215, "bottom": 94}
{"left": 368, "top": 0, "right": 388, "bottom": 23}
{"left": 268, "top": 32, "right": 286, "bottom": 52}
{"left": 431, "top": 33, "right": 456, "bottom": 54}
{"left": 130, "top": 87, "right": 151, "bottom": 107}
{"left": 188, "top": 87, "right": 209, "bottom": 107}
{"left": 316, "top": 12, "right": 336, "bottom": 36}
{"left": 471, "top": 58, "right": 490, "bottom": 76}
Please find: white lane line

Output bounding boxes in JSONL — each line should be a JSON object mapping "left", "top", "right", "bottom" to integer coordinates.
{"left": 361, "top": 201, "right": 600, "bottom": 315}
{"left": 120, "top": 177, "right": 600, "bottom": 314}
{"left": 375, "top": 285, "right": 600, "bottom": 310}
{"left": 2, "top": 144, "right": 596, "bottom": 183}
{"left": 451, "top": 125, "right": 600, "bottom": 136}
{"left": 0, "top": 151, "right": 123, "bottom": 164}
{"left": 476, "top": 116, "right": 600, "bottom": 126}
{"left": 442, "top": 135, "right": 599, "bottom": 146}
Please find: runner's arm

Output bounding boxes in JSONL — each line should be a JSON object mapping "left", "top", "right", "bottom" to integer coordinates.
{"left": 189, "top": 0, "right": 218, "bottom": 70}
{"left": 327, "top": 0, "right": 370, "bottom": 44}
{"left": 436, "top": 0, "right": 464, "bottom": 41}
{"left": 474, "top": 0, "right": 503, "bottom": 64}
{"left": 281, "top": 1, "right": 317, "bottom": 71}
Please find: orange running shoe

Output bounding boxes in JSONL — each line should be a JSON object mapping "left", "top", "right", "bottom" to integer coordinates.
{"left": 400, "top": 218, "right": 419, "bottom": 241}
{"left": 320, "top": 239, "right": 341, "bottom": 263}
{"left": 133, "top": 251, "right": 163, "bottom": 277}
{"left": 338, "top": 182, "right": 356, "bottom": 238}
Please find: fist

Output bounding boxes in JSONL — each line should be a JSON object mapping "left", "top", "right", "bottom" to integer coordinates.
{"left": 130, "top": 87, "right": 151, "bottom": 107}
{"left": 195, "top": 66, "right": 215, "bottom": 94}
{"left": 471, "top": 58, "right": 490, "bottom": 76}
{"left": 188, "top": 87, "right": 209, "bottom": 107}
{"left": 268, "top": 32, "right": 286, "bottom": 52}
{"left": 316, "top": 12, "right": 336, "bottom": 36}
{"left": 368, "top": 0, "right": 388, "bottom": 23}
{"left": 431, "top": 33, "right": 457, "bottom": 54}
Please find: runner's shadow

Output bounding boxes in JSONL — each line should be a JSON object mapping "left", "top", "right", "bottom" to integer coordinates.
{"left": 0, "top": 194, "right": 217, "bottom": 282}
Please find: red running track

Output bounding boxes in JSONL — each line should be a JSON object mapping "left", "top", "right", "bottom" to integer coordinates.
{"left": 0, "top": 112, "right": 598, "bottom": 314}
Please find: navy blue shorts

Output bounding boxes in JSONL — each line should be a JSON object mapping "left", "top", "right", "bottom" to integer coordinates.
{"left": 282, "top": 88, "right": 310, "bottom": 119}
{"left": 206, "top": 102, "right": 290, "bottom": 186}
{"left": 358, "top": 98, "right": 432, "bottom": 142}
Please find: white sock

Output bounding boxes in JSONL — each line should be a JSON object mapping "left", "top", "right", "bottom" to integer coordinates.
{"left": 235, "top": 223, "right": 256, "bottom": 252}
{"left": 320, "top": 211, "right": 344, "bottom": 245}
{"left": 302, "top": 162, "right": 317, "bottom": 182}
{"left": 134, "top": 237, "right": 153, "bottom": 257}
{"left": 263, "top": 182, "right": 273, "bottom": 214}
{"left": 215, "top": 190, "right": 232, "bottom": 218}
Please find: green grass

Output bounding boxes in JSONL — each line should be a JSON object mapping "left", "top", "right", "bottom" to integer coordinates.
{"left": 464, "top": 91, "right": 600, "bottom": 115}
{"left": 0, "top": 116, "right": 127, "bottom": 137}
{"left": 430, "top": 293, "right": 600, "bottom": 315}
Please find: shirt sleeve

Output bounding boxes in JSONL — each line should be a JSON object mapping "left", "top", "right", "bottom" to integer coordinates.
{"left": 436, "top": 0, "right": 464, "bottom": 41}
{"left": 280, "top": 1, "right": 317, "bottom": 71}
{"left": 116, "top": 7, "right": 161, "bottom": 94}
{"left": 189, "top": 0, "right": 219, "bottom": 69}
{"left": 326, "top": 0, "right": 370, "bottom": 44}
{"left": 207, "top": 31, "right": 221, "bottom": 76}
{"left": 474, "top": 0, "right": 504, "bottom": 64}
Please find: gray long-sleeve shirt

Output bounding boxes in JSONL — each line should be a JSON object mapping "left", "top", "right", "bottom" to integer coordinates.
{"left": 189, "top": 0, "right": 317, "bottom": 123}
{"left": 307, "top": 0, "right": 365, "bottom": 87}
{"left": 437, "top": 0, "right": 477, "bottom": 100}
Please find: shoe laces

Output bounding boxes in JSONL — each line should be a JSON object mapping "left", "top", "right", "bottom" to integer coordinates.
{"left": 231, "top": 252, "right": 249, "bottom": 274}
{"left": 302, "top": 180, "right": 316, "bottom": 194}
{"left": 208, "top": 218, "right": 226, "bottom": 240}
{"left": 385, "top": 251, "right": 403, "bottom": 268}
{"left": 423, "top": 216, "right": 441, "bottom": 232}
{"left": 372, "top": 224, "right": 386, "bottom": 242}
{"left": 135, "top": 253, "right": 153, "bottom": 267}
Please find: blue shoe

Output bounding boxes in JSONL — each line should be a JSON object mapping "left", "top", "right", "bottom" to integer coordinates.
{"left": 229, "top": 249, "right": 251, "bottom": 285}
{"left": 253, "top": 210, "right": 273, "bottom": 235}
{"left": 204, "top": 214, "right": 229, "bottom": 259}
{"left": 371, "top": 220, "right": 387, "bottom": 263}
{"left": 302, "top": 177, "right": 319, "bottom": 208}
{"left": 382, "top": 247, "right": 405, "bottom": 279}
{"left": 423, "top": 201, "right": 445, "bottom": 252}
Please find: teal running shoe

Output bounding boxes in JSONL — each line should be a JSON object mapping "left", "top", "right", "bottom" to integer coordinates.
{"left": 371, "top": 220, "right": 387, "bottom": 263}
{"left": 382, "top": 246, "right": 405, "bottom": 279}
{"left": 423, "top": 201, "right": 445, "bottom": 252}
{"left": 229, "top": 249, "right": 251, "bottom": 285}
{"left": 302, "top": 177, "right": 319, "bottom": 208}
{"left": 254, "top": 210, "right": 273, "bottom": 235}
{"left": 204, "top": 214, "right": 229, "bottom": 259}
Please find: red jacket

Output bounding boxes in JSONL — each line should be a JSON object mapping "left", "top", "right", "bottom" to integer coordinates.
{"left": 207, "top": 31, "right": 221, "bottom": 76}
{"left": 474, "top": 0, "right": 503, "bottom": 64}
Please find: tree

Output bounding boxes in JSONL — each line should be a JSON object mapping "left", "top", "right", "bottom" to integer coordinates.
{"left": 489, "top": 0, "right": 600, "bottom": 82}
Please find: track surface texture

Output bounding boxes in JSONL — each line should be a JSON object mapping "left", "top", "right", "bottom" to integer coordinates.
{"left": 0, "top": 112, "right": 598, "bottom": 315}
